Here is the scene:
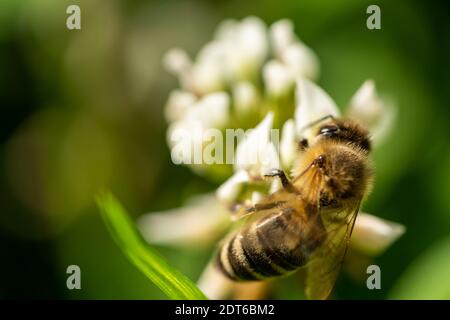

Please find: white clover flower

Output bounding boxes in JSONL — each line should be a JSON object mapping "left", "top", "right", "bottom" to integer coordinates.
{"left": 163, "top": 16, "right": 318, "bottom": 97}
{"left": 140, "top": 16, "right": 404, "bottom": 300}
{"left": 162, "top": 17, "right": 320, "bottom": 178}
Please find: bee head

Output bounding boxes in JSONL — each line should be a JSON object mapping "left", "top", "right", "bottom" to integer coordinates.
{"left": 317, "top": 118, "right": 371, "bottom": 152}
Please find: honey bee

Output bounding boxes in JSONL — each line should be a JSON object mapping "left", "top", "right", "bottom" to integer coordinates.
{"left": 215, "top": 116, "right": 374, "bottom": 299}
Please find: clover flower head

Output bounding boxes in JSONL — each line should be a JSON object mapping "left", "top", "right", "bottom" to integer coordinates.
{"left": 162, "top": 17, "right": 321, "bottom": 179}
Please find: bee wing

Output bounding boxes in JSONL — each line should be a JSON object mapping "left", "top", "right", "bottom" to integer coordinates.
{"left": 304, "top": 200, "right": 361, "bottom": 300}
{"left": 293, "top": 157, "right": 325, "bottom": 206}
{"left": 232, "top": 187, "right": 298, "bottom": 224}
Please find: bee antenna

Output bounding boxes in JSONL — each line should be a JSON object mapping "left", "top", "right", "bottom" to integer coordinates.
{"left": 300, "top": 115, "right": 336, "bottom": 133}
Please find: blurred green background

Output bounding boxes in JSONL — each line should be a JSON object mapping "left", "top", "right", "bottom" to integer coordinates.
{"left": 1, "top": 0, "right": 450, "bottom": 299}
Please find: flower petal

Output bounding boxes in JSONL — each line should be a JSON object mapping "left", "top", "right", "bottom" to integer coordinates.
{"left": 216, "top": 170, "right": 250, "bottom": 205}
{"left": 351, "top": 212, "right": 406, "bottom": 256}
{"left": 270, "top": 19, "right": 319, "bottom": 80}
{"left": 197, "top": 259, "right": 236, "bottom": 300}
{"left": 280, "top": 119, "right": 297, "bottom": 170}
{"left": 270, "top": 19, "right": 295, "bottom": 56}
{"left": 294, "top": 78, "right": 340, "bottom": 141}
{"left": 262, "top": 60, "right": 294, "bottom": 97}
{"left": 347, "top": 80, "right": 396, "bottom": 144}
{"left": 184, "top": 92, "right": 230, "bottom": 128}
{"left": 214, "top": 19, "right": 238, "bottom": 41}
{"left": 197, "top": 258, "right": 270, "bottom": 299}
{"left": 281, "top": 42, "right": 320, "bottom": 80}
{"left": 250, "top": 191, "right": 265, "bottom": 205}
{"left": 226, "top": 16, "right": 269, "bottom": 82}
{"left": 232, "top": 81, "right": 260, "bottom": 118}
{"left": 235, "top": 112, "right": 280, "bottom": 177}
{"left": 191, "top": 61, "right": 226, "bottom": 95}
{"left": 164, "top": 90, "right": 197, "bottom": 123}
{"left": 163, "top": 48, "right": 194, "bottom": 91}
{"left": 258, "top": 142, "right": 281, "bottom": 176}
{"left": 166, "top": 92, "right": 230, "bottom": 166}
{"left": 138, "top": 194, "right": 230, "bottom": 248}
{"left": 162, "top": 48, "right": 191, "bottom": 76}
{"left": 190, "top": 41, "right": 228, "bottom": 94}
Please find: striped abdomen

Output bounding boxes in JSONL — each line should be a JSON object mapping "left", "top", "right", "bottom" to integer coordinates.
{"left": 216, "top": 208, "right": 323, "bottom": 281}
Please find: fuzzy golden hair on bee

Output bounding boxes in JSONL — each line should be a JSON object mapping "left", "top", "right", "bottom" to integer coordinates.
{"left": 292, "top": 117, "right": 374, "bottom": 205}
{"left": 292, "top": 140, "right": 373, "bottom": 208}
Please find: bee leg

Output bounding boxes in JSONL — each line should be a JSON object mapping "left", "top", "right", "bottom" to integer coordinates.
{"left": 246, "top": 201, "right": 285, "bottom": 213}
{"left": 264, "top": 169, "right": 297, "bottom": 193}
{"left": 231, "top": 200, "right": 286, "bottom": 220}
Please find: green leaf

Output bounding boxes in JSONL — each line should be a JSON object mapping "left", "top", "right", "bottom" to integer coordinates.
{"left": 96, "top": 191, "right": 208, "bottom": 300}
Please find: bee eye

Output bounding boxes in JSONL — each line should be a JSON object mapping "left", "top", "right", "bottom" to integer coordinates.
{"left": 319, "top": 125, "right": 339, "bottom": 137}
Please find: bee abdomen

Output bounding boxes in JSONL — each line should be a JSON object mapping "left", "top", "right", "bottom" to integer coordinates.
{"left": 215, "top": 235, "right": 265, "bottom": 281}
{"left": 216, "top": 211, "right": 308, "bottom": 281}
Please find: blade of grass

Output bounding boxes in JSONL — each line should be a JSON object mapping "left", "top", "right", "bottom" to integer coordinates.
{"left": 96, "top": 191, "right": 208, "bottom": 300}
